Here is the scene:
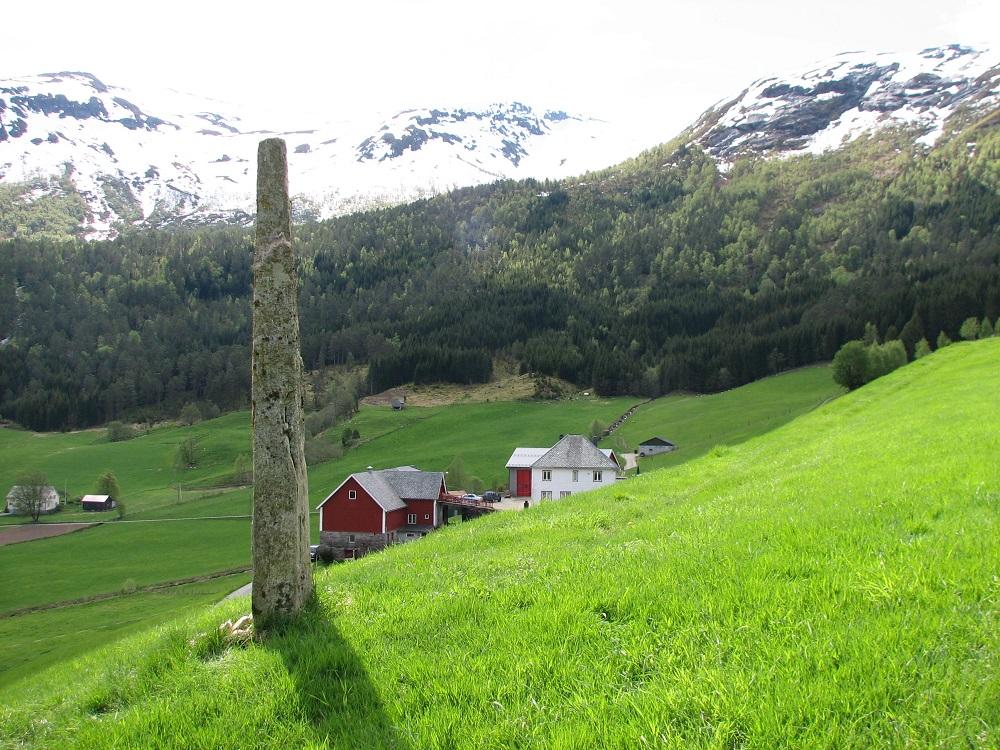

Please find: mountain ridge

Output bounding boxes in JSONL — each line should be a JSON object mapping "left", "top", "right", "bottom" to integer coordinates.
{"left": 0, "top": 72, "right": 636, "bottom": 238}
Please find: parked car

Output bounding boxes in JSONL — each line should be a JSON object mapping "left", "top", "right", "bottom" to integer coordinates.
{"left": 461, "top": 493, "right": 481, "bottom": 502}
{"left": 483, "top": 491, "right": 502, "bottom": 503}
{"left": 309, "top": 544, "right": 319, "bottom": 562}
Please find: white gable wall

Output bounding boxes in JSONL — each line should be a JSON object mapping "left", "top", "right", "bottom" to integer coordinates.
{"left": 531, "top": 467, "right": 616, "bottom": 501}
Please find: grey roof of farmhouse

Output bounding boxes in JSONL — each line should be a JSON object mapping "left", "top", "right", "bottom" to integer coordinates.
{"left": 532, "top": 435, "right": 619, "bottom": 470}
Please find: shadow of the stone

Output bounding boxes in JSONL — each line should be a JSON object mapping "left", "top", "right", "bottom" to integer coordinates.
{"left": 266, "top": 597, "right": 411, "bottom": 749}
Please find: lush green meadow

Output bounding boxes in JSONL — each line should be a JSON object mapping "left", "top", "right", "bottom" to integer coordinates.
{"left": 1, "top": 339, "right": 995, "bottom": 748}
{"left": 0, "top": 573, "right": 249, "bottom": 690}
{"left": 0, "top": 519, "right": 250, "bottom": 613}
{"left": 305, "top": 395, "right": 637, "bottom": 497}
{"left": 608, "top": 365, "right": 841, "bottom": 470}
{"left": 0, "top": 393, "right": 637, "bottom": 688}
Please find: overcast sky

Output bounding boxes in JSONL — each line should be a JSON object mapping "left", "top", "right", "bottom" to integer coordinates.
{"left": 6, "top": 0, "right": 999, "bottom": 145}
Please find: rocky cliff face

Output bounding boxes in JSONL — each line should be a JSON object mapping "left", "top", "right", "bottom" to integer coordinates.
{"left": 693, "top": 45, "right": 999, "bottom": 162}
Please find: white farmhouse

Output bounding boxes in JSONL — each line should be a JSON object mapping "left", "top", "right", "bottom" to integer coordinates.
{"left": 506, "top": 435, "right": 621, "bottom": 501}
{"left": 5, "top": 485, "right": 59, "bottom": 515}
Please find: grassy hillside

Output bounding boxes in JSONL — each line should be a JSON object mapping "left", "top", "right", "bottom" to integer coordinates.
{"left": 0, "top": 573, "right": 249, "bottom": 691}
{"left": 608, "top": 365, "right": 841, "bottom": 470}
{"left": 2, "top": 340, "right": 995, "bottom": 748}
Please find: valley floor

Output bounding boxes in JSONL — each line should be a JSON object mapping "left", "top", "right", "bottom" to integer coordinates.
{"left": 0, "top": 342, "right": 996, "bottom": 747}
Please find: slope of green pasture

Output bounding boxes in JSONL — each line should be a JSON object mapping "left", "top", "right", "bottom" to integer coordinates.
{"left": 304, "top": 396, "right": 637, "bottom": 500}
{"left": 0, "top": 520, "right": 250, "bottom": 613}
{"left": 0, "top": 412, "right": 251, "bottom": 522}
{"left": 2, "top": 339, "right": 996, "bottom": 749}
{"left": 0, "top": 573, "right": 250, "bottom": 691}
{"left": 610, "top": 364, "right": 842, "bottom": 471}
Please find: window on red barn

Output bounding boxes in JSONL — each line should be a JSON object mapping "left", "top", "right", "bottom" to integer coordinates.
{"left": 407, "top": 513, "right": 416, "bottom": 524}
{"left": 348, "top": 490, "right": 357, "bottom": 500}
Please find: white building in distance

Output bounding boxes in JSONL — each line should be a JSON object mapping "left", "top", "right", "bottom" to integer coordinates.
{"left": 506, "top": 435, "right": 621, "bottom": 501}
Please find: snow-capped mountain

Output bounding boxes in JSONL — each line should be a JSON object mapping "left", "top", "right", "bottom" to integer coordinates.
{"left": 0, "top": 72, "right": 639, "bottom": 238}
{"left": 693, "top": 44, "right": 999, "bottom": 164}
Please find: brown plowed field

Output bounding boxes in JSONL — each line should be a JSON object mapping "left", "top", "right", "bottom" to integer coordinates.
{"left": 0, "top": 522, "right": 96, "bottom": 546}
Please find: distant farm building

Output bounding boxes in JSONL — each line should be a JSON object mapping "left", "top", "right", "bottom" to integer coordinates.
{"left": 637, "top": 437, "right": 677, "bottom": 457}
{"left": 81, "top": 494, "right": 117, "bottom": 511}
{"left": 4, "top": 485, "right": 59, "bottom": 515}
{"left": 506, "top": 435, "right": 621, "bottom": 501}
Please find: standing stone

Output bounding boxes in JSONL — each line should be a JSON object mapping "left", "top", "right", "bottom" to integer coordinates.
{"left": 251, "top": 138, "right": 311, "bottom": 626}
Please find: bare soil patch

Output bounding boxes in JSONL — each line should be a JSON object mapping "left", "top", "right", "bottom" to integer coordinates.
{"left": 0, "top": 522, "right": 97, "bottom": 547}
{"left": 362, "top": 373, "right": 579, "bottom": 408}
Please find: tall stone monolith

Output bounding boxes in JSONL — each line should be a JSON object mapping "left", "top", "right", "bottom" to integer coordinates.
{"left": 251, "top": 138, "right": 311, "bottom": 626}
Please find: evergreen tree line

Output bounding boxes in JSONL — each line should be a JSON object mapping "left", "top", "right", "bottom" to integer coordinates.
{"left": 0, "top": 120, "right": 997, "bottom": 430}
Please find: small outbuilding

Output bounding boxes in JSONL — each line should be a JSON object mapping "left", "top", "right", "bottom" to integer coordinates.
{"left": 637, "top": 436, "right": 677, "bottom": 457}
{"left": 81, "top": 494, "right": 117, "bottom": 512}
{"left": 5, "top": 485, "right": 59, "bottom": 515}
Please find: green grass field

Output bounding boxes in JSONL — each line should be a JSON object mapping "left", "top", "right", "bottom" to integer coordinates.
{"left": 608, "top": 365, "right": 841, "bottom": 470}
{"left": 1, "top": 340, "right": 995, "bottom": 748}
{"left": 0, "top": 573, "right": 249, "bottom": 690}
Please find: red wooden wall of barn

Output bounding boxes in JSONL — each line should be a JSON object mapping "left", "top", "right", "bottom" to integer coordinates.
{"left": 321, "top": 476, "right": 384, "bottom": 534}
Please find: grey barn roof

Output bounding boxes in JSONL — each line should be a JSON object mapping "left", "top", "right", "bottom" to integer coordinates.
{"left": 380, "top": 470, "right": 446, "bottom": 500}
{"left": 345, "top": 469, "right": 445, "bottom": 513}
{"left": 352, "top": 472, "right": 408, "bottom": 512}
{"left": 532, "top": 435, "right": 619, "bottom": 470}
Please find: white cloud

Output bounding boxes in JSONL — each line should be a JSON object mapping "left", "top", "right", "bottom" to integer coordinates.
{"left": 3, "top": 0, "right": 996, "bottom": 149}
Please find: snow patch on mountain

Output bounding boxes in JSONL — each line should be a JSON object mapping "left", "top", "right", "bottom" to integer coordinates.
{"left": 0, "top": 72, "right": 642, "bottom": 238}
{"left": 695, "top": 44, "right": 999, "bottom": 163}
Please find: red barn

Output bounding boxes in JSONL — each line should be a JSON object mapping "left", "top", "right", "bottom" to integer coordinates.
{"left": 317, "top": 467, "right": 447, "bottom": 560}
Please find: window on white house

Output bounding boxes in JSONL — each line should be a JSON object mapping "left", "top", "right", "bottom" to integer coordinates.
{"left": 560, "top": 491, "right": 571, "bottom": 498}
{"left": 407, "top": 513, "right": 417, "bottom": 525}
{"left": 593, "top": 470, "right": 602, "bottom": 482}
{"left": 542, "top": 470, "right": 552, "bottom": 481}
{"left": 541, "top": 491, "right": 553, "bottom": 500}
{"left": 572, "top": 470, "right": 578, "bottom": 482}
{"left": 348, "top": 490, "right": 357, "bottom": 500}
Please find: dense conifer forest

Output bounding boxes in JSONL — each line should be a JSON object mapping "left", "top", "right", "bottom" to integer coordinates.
{"left": 1, "top": 122, "right": 997, "bottom": 430}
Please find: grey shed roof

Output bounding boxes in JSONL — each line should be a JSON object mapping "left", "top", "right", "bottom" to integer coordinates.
{"left": 533, "top": 435, "right": 619, "bottom": 470}
{"left": 639, "top": 436, "right": 676, "bottom": 447}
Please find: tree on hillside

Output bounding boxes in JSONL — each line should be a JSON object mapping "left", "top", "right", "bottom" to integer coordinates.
{"left": 914, "top": 338, "right": 932, "bottom": 359}
{"left": 96, "top": 470, "right": 122, "bottom": 502}
{"left": 179, "top": 402, "right": 203, "bottom": 426}
{"left": 446, "top": 455, "right": 470, "bottom": 491}
{"left": 936, "top": 331, "right": 952, "bottom": 349}
{"left": 832, "top": 341, "right": 869, "bottom": 390}
{"left": 106, "top": 421, "right": 136, "bottom": 442}
{"left": 174, "top": 437, "right": 201, "bottom": 470}
{"left": 866, "top": 341, "right": 907, "bottom": 381}
{"left": 233, "top": 453, "right": 252, "bottom": 485}
{"left": 979, "top": 318, "right": 995, "bottom": 339}
{"left": 9, "top": 472, "right": 52, "bottom": 523}
{"left": 959, "top": 317, "right": 980, "bottom": 341}
{"left": 588, "top": 419, "right": 608, "bottom": 444}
